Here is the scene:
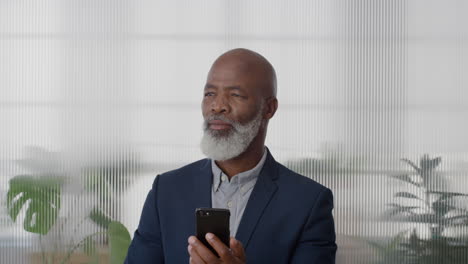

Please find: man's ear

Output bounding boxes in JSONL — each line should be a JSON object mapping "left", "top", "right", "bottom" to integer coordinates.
{"left": 264, "top": 97, "right": 278, "bottom": 120}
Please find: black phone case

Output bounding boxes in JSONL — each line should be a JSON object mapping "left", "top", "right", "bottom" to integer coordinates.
{"left": 195, "top": 208, "right": 230, "bottom": 257}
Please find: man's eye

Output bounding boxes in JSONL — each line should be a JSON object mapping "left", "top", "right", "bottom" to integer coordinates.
{"left": 231, "top": 93, "right": 241, "bottom": 97}
{"left": 204, "top": 92, "right": 214, "bottom": 97}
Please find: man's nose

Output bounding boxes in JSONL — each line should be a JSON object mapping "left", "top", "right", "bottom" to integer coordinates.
{"left": 211, "top": 96, "right": 229, "bottom": 114}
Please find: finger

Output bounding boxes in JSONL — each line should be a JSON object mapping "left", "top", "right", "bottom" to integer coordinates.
{"left": 230, "top": 237, "right": 246, "bottom": 261}
{"left": 188, "top": 244, "right": 206, "bottom": 264}
{"left": 188, "top": 236, "right": 218, "bottom": 263}
{"left": 205, "top": 233, "right": 233, "bottom": 261}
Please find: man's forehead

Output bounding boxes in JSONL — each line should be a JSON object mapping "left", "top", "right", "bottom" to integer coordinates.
{"left": 207, "top": 60, "right": 258, "bottom": 85}
{"left": 207, "top": 70, "right": 246, "bottom": 85}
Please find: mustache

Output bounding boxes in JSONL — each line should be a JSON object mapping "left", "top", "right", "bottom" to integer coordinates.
{"left": 204, "top": 115, "right": 235, "bottom": 125}
{"left": 203, "top": 115, "right": 240, "bottom": 132}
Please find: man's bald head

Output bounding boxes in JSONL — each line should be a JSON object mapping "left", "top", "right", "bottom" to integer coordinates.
{"left": 208, "top": 48, "right": 277, "bottom": 98}
{"left": 201, "top": 48, "right": 279, "bottom": 162}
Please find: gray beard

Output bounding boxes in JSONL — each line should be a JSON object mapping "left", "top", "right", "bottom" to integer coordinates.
{"left": 200, "top": 110, "right": 263, "bottom": 161}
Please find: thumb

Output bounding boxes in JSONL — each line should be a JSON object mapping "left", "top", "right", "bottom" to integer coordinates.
{"left": 230, "top": 237, "right": 246, "bottom": 260}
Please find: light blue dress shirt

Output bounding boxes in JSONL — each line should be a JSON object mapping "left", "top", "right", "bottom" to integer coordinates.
{"left": 211, "top": 149, "right": 268, "bottom": 237}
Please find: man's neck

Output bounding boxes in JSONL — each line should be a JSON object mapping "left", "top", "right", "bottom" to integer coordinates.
{"left": 214, "top": 143, "right": 265, "bottom": 179}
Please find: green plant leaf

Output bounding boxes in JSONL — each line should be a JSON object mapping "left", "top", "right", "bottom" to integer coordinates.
{"left": 383, "top": 204, "right": 419, "bottom": 219}
{"left": 386, "top": 203, "right": 419, "bottom": 211}
{"left": 443, "top": 215, "right": 468, "bottom": 226}
{"left": 429, "top": 191, "right": 468, "bottom": 199}
{"left": 89, "top": 207, "right": 112, "bottom": 229}
{"left": 420, "top": 155, "right": 441, "bottom": 171}
{"left": 401, "top": 158, "right": 421, "bottom": 174}
{"left": 7, "top": 194, "right": 29, "bottom": 222}
{"left": 432, "top": 200, "right": 455, "bottom": 217}
{"left": 395, "top": 213, "right": 440, "bottom": 224}
{"left": 395, "top": 191, "right": 421, "bottom": 200}
{"left": 7, "top": 175, "right": 63, "bottom": 235}
{"left": 390, "top": 174, "right": 421, "bottom": 187}
{"left": 108, "top": 221, "right": 131, "bottom": 264}
{"left": 23, "top": 200, "right": 59, "bottom": 234}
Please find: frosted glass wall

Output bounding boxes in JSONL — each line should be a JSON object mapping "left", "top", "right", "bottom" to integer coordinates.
{"left": 1, "top": 0, "right": 467, "bottom": 263}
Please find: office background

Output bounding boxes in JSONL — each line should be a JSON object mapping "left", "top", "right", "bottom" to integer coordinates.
{"left": 1, "top": 0, "right": 468, "bottom": 263}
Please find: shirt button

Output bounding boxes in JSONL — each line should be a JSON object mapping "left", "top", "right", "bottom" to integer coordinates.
{"left": 240, "top": 186, "right": 246, "bottom": 193}
{"left": 221, "top": 175, "right": 227, "bottom": 182}
{"left": 227, "top": 201, "right": 233, "bottom": 208}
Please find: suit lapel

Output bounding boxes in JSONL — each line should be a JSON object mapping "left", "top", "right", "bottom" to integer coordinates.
{"left": 235, "top": 150, "right": 278, "bottom": 248}
{"left": 193, "top": 159, "right": 213, "bottom": 208}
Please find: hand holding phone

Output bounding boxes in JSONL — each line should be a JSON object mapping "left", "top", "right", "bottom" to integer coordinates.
{"left": 195, "top": 208, "right": 230, "bottom": 256}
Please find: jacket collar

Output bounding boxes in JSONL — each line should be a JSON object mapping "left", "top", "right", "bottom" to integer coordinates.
{"left": 235, "top": 148, "right": 278, "bottom": 248}
{"left": 193, "top": 148, "right": 279, "bottom": 248}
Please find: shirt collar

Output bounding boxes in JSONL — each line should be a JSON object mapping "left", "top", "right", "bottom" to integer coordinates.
{"left": 211, "top": 147, "right": 268, "bottom": 192}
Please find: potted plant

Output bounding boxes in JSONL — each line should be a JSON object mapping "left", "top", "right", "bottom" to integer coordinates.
{"left": 5, "top": 147, "right": 135, "bottom": 264}
{"left": 371, "top": 155, "right": 468, "bottom": 264}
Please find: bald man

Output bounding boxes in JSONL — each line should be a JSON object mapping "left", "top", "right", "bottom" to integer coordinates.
{"left": 125, "top": 49, "right": 337, "bottom": 264}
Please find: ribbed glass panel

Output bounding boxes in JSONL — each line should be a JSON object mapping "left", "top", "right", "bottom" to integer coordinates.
{"left": 1, "top": 0, "right": 467, "bottom": 263}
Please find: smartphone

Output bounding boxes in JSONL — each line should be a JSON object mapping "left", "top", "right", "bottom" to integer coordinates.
{"left": 195, "top": 208, "right": 230, "bottom": 257}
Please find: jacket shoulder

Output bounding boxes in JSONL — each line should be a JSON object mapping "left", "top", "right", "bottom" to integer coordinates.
{"left": 275, "top": 162, "right": 331, "bottom": 195}
{"left": 152, "top": 158, "right": 209, "bottom": 187}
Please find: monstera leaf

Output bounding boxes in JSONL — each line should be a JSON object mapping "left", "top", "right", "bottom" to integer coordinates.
{"left": 7, "top": 175, "right": 63, "bottom": 235}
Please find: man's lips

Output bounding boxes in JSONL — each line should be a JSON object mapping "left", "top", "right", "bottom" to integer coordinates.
{"left": 208, "top": 120, "right": 233, "bottom": 130}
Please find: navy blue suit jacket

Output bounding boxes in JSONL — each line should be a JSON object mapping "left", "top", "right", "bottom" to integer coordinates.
{"left": 125, "top": 151, "right": 337, "bottom": 263}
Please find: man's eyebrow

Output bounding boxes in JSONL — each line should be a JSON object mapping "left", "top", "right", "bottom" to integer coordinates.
{"left": 204, "top": 84, "right": 242, "bottom": 91}
{"left": 204, "top": 83, "right": 217, "bottom": 90}
{"left": 225, "top": 86, "right": 242, "bottom": 91}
